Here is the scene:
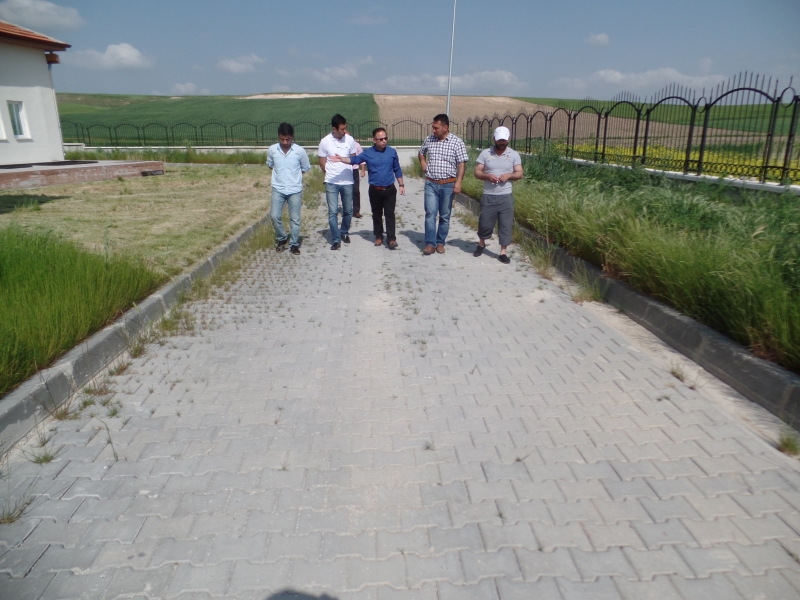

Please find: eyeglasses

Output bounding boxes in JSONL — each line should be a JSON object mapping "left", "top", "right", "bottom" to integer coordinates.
{"left": 374, "top": 137, "right": 388, "bottom": 141}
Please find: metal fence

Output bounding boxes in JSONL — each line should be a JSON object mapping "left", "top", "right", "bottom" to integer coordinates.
{"left": 60, "top": 117, "right": 462, "bottom": 149}
{"left": 465, "top": 73, "right": 799, "bottom": 183}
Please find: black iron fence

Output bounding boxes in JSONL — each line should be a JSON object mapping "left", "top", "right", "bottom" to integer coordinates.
{"left": 60, "top": 117, "right": 463, "bottom": 149}
{"left": 466, "top": 73, "right": 799, "bottom": 183}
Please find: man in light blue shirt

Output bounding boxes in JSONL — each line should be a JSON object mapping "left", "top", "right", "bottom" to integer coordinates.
{"left": 267, "top": 122, "right": 311, "bottom": 255}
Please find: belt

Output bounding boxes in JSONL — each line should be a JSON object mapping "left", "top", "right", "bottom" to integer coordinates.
{"left": 369, "top": 184, "right": 392, "bottom": 191}
{"left": 426, "top": 177, "right": 457, "bottom": 184}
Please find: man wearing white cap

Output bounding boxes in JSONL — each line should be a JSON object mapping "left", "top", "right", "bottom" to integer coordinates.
{"left": 473, "top": 126, "right": 524, "bottom": 264}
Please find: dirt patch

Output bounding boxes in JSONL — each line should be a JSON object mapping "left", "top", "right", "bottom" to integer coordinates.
{"left": 375, "top": 95, "right": 551, "bottom": 124}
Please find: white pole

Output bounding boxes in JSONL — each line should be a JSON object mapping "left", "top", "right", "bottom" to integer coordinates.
{"left": 446, "top": 0, "right": 457, "bottom": 117}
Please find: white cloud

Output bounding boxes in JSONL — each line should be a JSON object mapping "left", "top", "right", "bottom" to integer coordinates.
{"left": 0, "top": 0, "right": 83, "bottom": 30}
{"left": 551, "top": 67, "right": 725, "bottom": 96}
{"left": 66, "top": 43, "right": 153, "bottom": 69}
{"left": 277, "top": 56, "right": 375, "bottom": 84}
{"left": 171, "top": 82, "right": 210, "bottom": 95}
{"left": 347, "top": 14, "right": 387, "bottom": 25}
{"left": 374, "top": 70, "right": 524, "bottom": 94}
{"left": 586, "top": 33, "right": 609, "bottom": 47}
{"left": 217, "top": 53, "right": 267, "bottom": 74}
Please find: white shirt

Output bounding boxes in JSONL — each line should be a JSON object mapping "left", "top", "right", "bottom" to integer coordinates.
{"left": 318, "top": 132, "right": 357, "bottom": 185}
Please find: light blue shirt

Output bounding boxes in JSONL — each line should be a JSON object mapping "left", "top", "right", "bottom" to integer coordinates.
{"left": 267, "top": 143, "right": 311, "bottom": 194}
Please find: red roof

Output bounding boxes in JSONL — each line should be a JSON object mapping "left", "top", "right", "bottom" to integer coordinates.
{"left": 0, "top": 20, "right": 69, "bottom": 51}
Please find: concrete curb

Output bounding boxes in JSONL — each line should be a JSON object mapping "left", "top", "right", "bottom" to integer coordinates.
{"left": 0, "top": 214, "right": 271, "bottom": 449}
{"left": 456, "top": 192, "right": 800, "bottom": 423}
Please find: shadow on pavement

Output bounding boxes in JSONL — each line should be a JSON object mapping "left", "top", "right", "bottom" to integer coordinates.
{"left": 399, "top": 229, "right": 426, "bottom": 250}
{"left": 264, "top": 591, "right": 338, "bottom": 600}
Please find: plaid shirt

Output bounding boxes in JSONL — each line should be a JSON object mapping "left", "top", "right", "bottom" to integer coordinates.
{"left": 418, "top": 133, "right": 468, "bottom": 180}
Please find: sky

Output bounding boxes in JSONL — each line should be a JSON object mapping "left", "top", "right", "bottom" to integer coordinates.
{"left": 2, "top": 0, "right": 799, "bottom": 100}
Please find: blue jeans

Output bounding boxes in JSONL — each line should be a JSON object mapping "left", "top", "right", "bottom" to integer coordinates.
{"left": 325, "top": 183, "right": 353, "bottom": 244}
{"left": 424, "top": 180, "right": 455, "bottom": 246}
{"left": 270, "top": 190, "right": 302, "bottom": 248}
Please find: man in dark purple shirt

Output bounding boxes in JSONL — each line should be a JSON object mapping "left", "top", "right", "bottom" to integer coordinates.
{"left": 329, "top": 127, "right": 405, "bottom": 249}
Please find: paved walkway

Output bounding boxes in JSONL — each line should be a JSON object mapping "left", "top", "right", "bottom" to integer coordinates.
{"left": 3, "top": 177, "right": 800, "bottom": 600}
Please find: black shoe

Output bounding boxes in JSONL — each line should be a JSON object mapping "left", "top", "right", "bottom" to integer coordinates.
{"left": 473, "top": 244, "right": 485, "bottom": 257}
{"left": 342, "top": 235, "right": 351, "bottom": 244}
{"left": 499, "top": 254, "right": 511, "bottom": 264}
{"left": 290, "top": 246, "right": 300, "bottom": 255}
{"left": 331, "top": 242, "right": 340, "bottom": 250}
{"left": 276, "top": 239, "right": 288, "bottom": 252}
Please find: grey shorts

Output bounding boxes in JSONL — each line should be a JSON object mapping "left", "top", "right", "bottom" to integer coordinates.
{"left": 478, "top": 193, "right": 514, "bottom": 246}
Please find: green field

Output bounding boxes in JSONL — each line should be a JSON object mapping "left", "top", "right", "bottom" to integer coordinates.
{"left": 516, "top": 97, "right": 795, "bottom": 135}
{"left": 57, "top": 93, "right": 379, "bottom": 126}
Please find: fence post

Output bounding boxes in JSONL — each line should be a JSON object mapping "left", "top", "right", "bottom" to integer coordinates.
{"left": 760, "top": 97, "right": 782, "bottom": 183}
{"left": 696, "top": 108, "right": 711, "bottom": 176}
{"left": 632, "top": 109, "right": 642, "bottom": 167}
{"left": 526, "top": 115, "right": 532, "bottom": 155}
{"left": 683, "top": 104, "right": 698, "bottom": 174}
{"left": 641, "top": 109, "right": 651, "bottom": 166}
{"left": 593, "top": 112, "right": 601, "bottom": 163}
{"left": 780, "top": 96, "right": 799, "bottom": 183}
{"left": 600, "top": 113, "right": 609, "bottom": 163}
{"left": 566, "top": 112, "right": 573, "bottom": 158}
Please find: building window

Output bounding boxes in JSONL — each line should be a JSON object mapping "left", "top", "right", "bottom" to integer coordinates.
{"left": 8, "top": 102, "right": 27, "bottom": 138}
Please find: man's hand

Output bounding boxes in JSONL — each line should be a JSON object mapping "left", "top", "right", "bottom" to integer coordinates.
{"left": 454, "top": 182, "right": 462, "bottom": 194}
{"left": 329, "top": 154, "right": 344, "bottom": 163}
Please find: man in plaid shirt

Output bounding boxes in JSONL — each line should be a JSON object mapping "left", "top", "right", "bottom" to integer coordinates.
{"left": 417, "top": 113, "right": 469, "bottom": 255}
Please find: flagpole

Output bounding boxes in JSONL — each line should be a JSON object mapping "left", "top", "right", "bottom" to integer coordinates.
{"left": 446, "top": 0, "right": 457, "bottom": 117}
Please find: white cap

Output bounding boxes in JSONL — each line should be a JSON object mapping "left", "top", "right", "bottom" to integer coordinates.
{"left": 494, "top": 126, "right": 510, "bottom": 141}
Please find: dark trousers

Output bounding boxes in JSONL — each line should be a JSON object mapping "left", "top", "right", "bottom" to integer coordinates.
{"left": 368, "top": 184, "right": 397, "bottom": 241}
{"left": 352, "top": 169, "right": 361, "bottom": 214}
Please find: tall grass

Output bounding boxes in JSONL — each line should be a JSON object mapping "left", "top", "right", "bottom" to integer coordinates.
{"left": 65, "top": 147, "right": 268, "bottom": 164}
{"left": 0, "top": 226, "right": 162, "bottom": 396}
{"left": 457, "top": 147, "right": 800, "bottom": 373}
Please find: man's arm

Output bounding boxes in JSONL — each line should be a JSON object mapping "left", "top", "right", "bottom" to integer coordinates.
{"left": 454, "top": 161, "right": 466, "bottom": 194}
{"left": 499, "top": 164, "right": 524, "bottom": 182}
{"left": 418, "top": 152, "right": 427, "bottom": 173}
{"left": 474, "top": 161, "right": 490, "bottom": 181}
{"left": 392, "top": 151, "right": 405, "bottom": 195}
{"left": 300, "top": 148, "right": 311, "bottom": 172}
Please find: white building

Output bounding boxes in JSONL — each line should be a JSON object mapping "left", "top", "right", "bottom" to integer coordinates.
{"left": 0, "top": 20, "right": 69, "bottom": 166}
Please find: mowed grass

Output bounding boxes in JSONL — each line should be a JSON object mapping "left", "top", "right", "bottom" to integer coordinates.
{"left": 0, "top": 226, "right": 161, "bottom": 396}
{"left": 57, "top": 93, "right": 379, "bottom": 126}
{"left": 0, "top": 166, "right": 279, "bottom": 278}
{"left": 453, "top": 149, "right": 800, "bottom": 373}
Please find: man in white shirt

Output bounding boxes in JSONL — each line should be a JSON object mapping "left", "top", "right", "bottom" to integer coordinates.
{"left": 318, "top": 114, "right": 357, "bottom": 250}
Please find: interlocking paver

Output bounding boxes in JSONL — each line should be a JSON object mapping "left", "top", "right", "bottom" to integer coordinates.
{"left": 3, "top": 176, "right": 800, "bottom": 599}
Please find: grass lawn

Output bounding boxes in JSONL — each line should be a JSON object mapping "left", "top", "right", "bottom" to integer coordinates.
{"left": 58, "top": 93, "right": 379, "bottom": 126}
{"left": 1, "top": 166, "right": 278, "bottom": 278}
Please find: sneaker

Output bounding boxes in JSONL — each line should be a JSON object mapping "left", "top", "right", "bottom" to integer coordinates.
{"left": 423, "top": 245, "right": 435, "bottom": 255}
{"left": 436, "top": 244, "right": 445, "bottom": 254}
{"left": 473, "top": 244, "right": 485, "bottom": 257}
{"left": 331, "top": 242, "right": 340, "bottom": 250}
{"left": 388, "top": 240, "right": 398, "bottom": 250}
{"left": 290, "top": 246, "right": 300, "bottom": 255}
{"left": 275, "top": 239, "right": 288, "bottom": 252}
{"left": 374, "top": 237, "right": 383, "bottom": 247}
{"left": 342, "top": 235, "right": 351, "bottom": 244}
{"left": 499, "top": 254, "right": 511, "bottom": 264}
